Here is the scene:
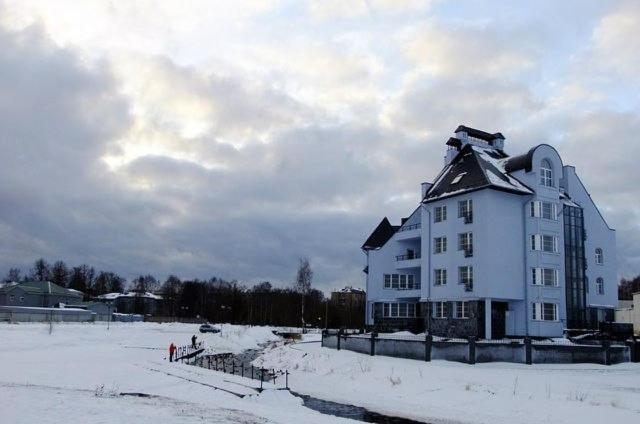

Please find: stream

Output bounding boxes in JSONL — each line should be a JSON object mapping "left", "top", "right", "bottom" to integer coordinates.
{"left": 196, "top": 345, "right": 429, "bottom": 424}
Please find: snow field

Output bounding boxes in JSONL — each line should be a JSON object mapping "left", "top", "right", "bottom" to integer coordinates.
{"left": 0, "top": 323, "right": 348, "bottom": 424}
{"left": 258, "top": 336, "right": 640, "bottom": 424}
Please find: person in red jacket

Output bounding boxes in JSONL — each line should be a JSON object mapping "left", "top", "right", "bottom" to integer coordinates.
{"left": 169, "top": 343, "right": 176, "bottom": 362}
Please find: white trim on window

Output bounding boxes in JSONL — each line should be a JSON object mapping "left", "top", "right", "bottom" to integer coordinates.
{"left": 540, "top": 159, "right": 554, "bottom": 187}
{"left": 434, "top": 206, "right": 447, "bottom": 223}
{"left": 595, "top": 248, "right": 603, "bottom": 265}
{"left": 531, "top": 234, "right": 558, "bottom": 253}
{"left": 383, "top": 274, "right": 419, "bottom": 290}
{"left": 433, "top": 301, "right": 447, "bottom": 319}
{"left": 434, "top": 269, "right": 447, "bottom": 286}
{"left": 532, "top": 302, "right": 558, "bottom": 321}
{"left": 454, "top": 301, "right": 469, "bottom": 319}
{"left": 434, "top": 236, "right": 447, "bottom": 254}
{"left": 382, "top": 302, "right": 417, "bottom": 318}
{"left": 531, "top": 268, "right": 559, "bottom": 286}
{"left": 596, "top": 277, "right": 604, "bottom": 295}
{"left": 530, "top": 201, "right": 558, "bottom": 220}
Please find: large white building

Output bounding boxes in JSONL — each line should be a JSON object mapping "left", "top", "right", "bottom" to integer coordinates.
{"left": 363, "top": 126, "right": 617, "bottom": 339}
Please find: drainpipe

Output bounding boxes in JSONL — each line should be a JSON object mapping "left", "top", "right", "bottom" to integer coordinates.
{"left": 523, "top": 199, "right": 530, "bottom": 337}
{"left": 421, "top": 203, "right": 431, "bottom": 332}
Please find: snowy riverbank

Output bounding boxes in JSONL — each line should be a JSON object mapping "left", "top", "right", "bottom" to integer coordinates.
{"left": 0, "top": 322, "right": 346, "bottom": 424}
{"left": 257, "top": 334, "right": 640, "bottom": 424}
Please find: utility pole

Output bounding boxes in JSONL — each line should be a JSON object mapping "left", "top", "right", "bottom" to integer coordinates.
{"left": 325, "top": 301, "right": 328, "bottom": 329}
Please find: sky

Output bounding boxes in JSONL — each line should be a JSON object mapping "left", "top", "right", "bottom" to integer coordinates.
{"left": 0, "top": 0, "right": 639, "bottom": 293}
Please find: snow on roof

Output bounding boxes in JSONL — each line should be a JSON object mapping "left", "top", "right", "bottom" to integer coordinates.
{"left": 474, "top": 147, "right": 533, "bottom": 194}
{"left": 97, "top": 291, "right": 163, "bottom": 300}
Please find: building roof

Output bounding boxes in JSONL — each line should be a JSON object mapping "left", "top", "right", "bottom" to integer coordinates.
{"left": 361, "top": 217, "right": 399, "bottom": 250}
{"left": 96, "top": 291, "right": 163, "bottom": 300}
{"left": 455, "top": 125, "right": 505, "bottom": 141}
{"left": 0, "top": 281, "right": 83, "bottom": 297}
{"left": 423, "top": 143, "right": 533, "bottom": 202}
{"left": 335, "top": 286, "right": 366, "bottom": 295}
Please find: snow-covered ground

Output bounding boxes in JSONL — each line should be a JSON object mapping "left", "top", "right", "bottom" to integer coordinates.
{"left": 0, "top": 323, "right": 346, "bottom": 424}
{"left": 3, "top": 323, "right": 639, "bottom": 424}
{"left": 258, "top": 334, "right": 640, "bottom": 424}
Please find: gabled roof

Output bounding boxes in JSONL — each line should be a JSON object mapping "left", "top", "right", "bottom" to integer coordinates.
{"left": 0, "top": 281, "right": 83, "bottom": 297}
{"left": 423, "top": 144, "right": 533, "bottom": 202}
{"left": 361, "top": 217, "right": 399, "bottom": 250}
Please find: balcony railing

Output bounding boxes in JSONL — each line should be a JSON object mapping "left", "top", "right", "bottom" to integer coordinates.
{"left": 464, "top": 248, "right": 473, "bottom": 258}
{"left": 398, "top": 223, "right": 421, "bottom": 232}
{"left": 463, "top": 213, "right": 473, "bottom": 224}
{"left": 396, "top": 252, "right": 421, "bottom": 261}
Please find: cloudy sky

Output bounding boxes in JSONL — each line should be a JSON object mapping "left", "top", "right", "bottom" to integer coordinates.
{"left": 0, "top": 0, "right": 639, "bottom": 292}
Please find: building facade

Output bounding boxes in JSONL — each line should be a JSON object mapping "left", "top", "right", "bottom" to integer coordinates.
{"left": 363, "top": 126, "right": 617, "bottom": 338}
{"left": 615, "top": 293, "right": 639, "bottom": 336}
{"left": 0, "top": 281, "right": 83, "bottom": 307}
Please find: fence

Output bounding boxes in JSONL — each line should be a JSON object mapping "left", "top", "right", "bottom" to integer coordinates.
{"left": 190, "top": 353, "right": 290, "bottom": 391}
{"left": 0, "top": 306, "right": 94, "bottom": 322}
{"left": 174, "top": 341, "right": 205, "bottom": 361}
{"left": 322, "top": 330, "right": 637, "bottom": 365}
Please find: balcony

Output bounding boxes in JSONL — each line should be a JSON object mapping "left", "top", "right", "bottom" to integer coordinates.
{"left": 395, "top": 252, "right": 421, "bottom": 269}
{"left": 396, "top": 223, "right": 421, "bottom": 241}
{"left": 464, "top": 248, "right": 473, "bottom": 258}
{"left": 463, "top": 213, "right": 473, "bottom": 224}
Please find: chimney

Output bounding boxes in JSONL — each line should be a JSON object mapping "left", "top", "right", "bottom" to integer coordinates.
{"left": 421, "top": 182, "right": 433, "bottom": 199}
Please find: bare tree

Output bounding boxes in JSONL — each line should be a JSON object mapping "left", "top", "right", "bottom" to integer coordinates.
{"left": 93, "top": 271, "right": 125, "bottom": 296}
{"left": 50, "top": 261, "right": 69, "bottom": 287}
{"left": 30, "top": 258, "right": 51, "bottom": 281}
{"left": 4, "top": 267, "right": 21, "bottom": 282}
{"left": 294, "top": 257, "right": 313, "bottom": 329}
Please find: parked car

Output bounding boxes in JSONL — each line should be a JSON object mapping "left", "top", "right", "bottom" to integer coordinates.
{"left": 199, "top": 324, "right": 220, "bottom": 334}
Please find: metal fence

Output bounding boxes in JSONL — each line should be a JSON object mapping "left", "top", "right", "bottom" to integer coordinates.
{"left": 190, "top": 353, "right": 290, "bottom": 391}
{"left": 322, "top": 330, "right": 637, "bottom": 365}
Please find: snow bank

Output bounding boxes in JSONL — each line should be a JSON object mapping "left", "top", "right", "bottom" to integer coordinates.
{"left": 257, "top": 337, "right": 640, "bottom": 424}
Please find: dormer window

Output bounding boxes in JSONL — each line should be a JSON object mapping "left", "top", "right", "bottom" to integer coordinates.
{"left": 540, "top": 159, "right": 554, "bottom": 187}
{"left": 595, "top": 248, "right": 603, "bottom": 265}
{"left": 451, "top": 172, "right": 467, "bottom": 184}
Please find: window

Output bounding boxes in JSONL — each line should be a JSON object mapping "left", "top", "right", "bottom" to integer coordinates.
{"left": 595, "top": 248, "right": 603, "bottom": 265}
{"left": 454, "top": 301, "right": 469, "bottom": 319}
{"left": 451, "top": 172, "right": 467, "bottom": 184}
{"left": 384, "top": 274, "right": 419, "bottom": 290}
{"left": 531, "top": 234, "right": 558, "bottom": 253}
{"left": 434, "top": 269, "right": 447, "bottom": 286}
{"left": 19, "top": 296, "right": 24, "bottom": 303}
{"left": 530, "top": 201, "right": 557, "bottom": 220}
{"left": 459, "top": 266, "right": 473, "bottom": 288}
{"left": 434, "top": 236, "right": 447, "bottom": 254}
{"left": 458, "top": 199, "right": 473, "bottom": 221}
{"left": 9, "top": 295, "right": 15, "bottom": 302}
{"left": 596, "top": 278, "right": 604, "bottom": 295}
{"left": 434, "top": 301, "right": 448, "bottom": 318}
{"left": 532, "top": 268, "right": 559, "bottom": 286}
{"left": 434, "top": 206, "right": 447, "bottom": 223}
{"left": 382, "top": 302, "right": 417, "bottom": 318}
{"left": 458, "top": 232, "right": 473, "bottom": 254}
{"left": 540, "top": 159, "right": 554, "bottom": 187}
{"left": 532, "top": 302, "right": 558, "bottom": 321}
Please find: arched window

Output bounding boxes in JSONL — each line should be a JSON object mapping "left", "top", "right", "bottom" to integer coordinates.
{"left": 540, "top": 159, "right": 554, "bottom": 187}
{"left": 595, "top": 248, "right": 603, "bottom": 265}
{"left": 596, "top": 277, "right": 604, "bottom": 295}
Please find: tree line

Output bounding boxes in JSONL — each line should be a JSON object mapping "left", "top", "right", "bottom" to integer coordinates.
{"left": 2, "top": 258, "right": 365, "bottom": 328}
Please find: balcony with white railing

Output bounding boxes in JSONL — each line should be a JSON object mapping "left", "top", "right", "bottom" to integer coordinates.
{"left": 395, "top": 252, "right": 421, "bottom": 269}
{"left": 395, "top": 222, "right": 421, "bottom": 241}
